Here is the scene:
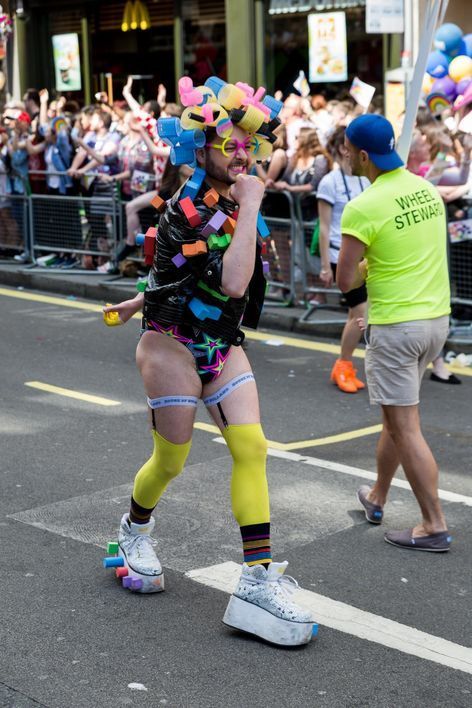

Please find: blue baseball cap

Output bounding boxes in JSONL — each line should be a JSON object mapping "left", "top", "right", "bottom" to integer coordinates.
{"left": 345, "top": 114, "right": 404, "bottom": 170}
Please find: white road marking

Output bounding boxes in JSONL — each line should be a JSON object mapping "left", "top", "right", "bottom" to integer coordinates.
{"left": 212, "top": 437, "right": 472, "bottom": 507}
{"left": 187, "top": 561, "right": 472, "bottom": 675}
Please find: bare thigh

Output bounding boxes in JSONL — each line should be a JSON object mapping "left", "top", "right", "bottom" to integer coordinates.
{"left": 202, "top": 345, "right": 261, "bottom": 432}
{"left": 136, "top": 330, "right": 202, "bottom": 443}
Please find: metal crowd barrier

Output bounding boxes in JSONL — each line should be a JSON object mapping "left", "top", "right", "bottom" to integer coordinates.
{"left": 260, "top": 189, "right": 298, "bottom": 306}
{"left": 448, "top": 197, "right": 472, "bottom": 340}
{"left": 292, "top": 191, "right": 347, "bottom": 325}
{"left": 0, "top": 191, "right": 29, "bottom": 255}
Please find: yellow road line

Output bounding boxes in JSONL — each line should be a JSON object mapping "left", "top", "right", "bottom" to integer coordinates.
{"left": 3, "top": 286, "right": 472, "bottom": 375}
{"left": 25, "top": 381, "right": 121, "bottom": 406}
{"left": 193, "top": 422, "right": 220, "bottom": 434}
{"left": 194, "top": 420, "right": 382, "bottom": 450}
{"left": 244, "top": 328, "right": 365, "bottom": 357}
{"left": 282, "top": 424, "right": 383, "bottom": 450}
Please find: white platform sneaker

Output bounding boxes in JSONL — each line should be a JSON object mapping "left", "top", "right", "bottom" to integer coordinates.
{"left": 223, "top": 561, "right": 317, "bottom": 646}
{"left": 116, "top": 514, "right": 164, "bottom": 593}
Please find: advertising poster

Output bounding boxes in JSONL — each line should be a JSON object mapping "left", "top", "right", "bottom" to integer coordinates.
{"left": 308, "top": 12, "right": 347, "bottom": 84}
{"left": 52, "top": 33, "right": 82, "bottom": 92}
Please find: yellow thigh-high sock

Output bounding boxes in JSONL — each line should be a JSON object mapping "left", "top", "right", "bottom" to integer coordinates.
{"left": 130, "top": 429, "right": 191, "bottom": 522}
{"left": 223, "top": 423, "right": 271, "bottom": 566}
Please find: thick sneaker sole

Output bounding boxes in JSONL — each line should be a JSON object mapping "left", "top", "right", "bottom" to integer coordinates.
{"left": 222, "top": 595, "right": 315, "bottom": 646}
{"left": 118, "top": 548, "right": 165, "bottom": 594}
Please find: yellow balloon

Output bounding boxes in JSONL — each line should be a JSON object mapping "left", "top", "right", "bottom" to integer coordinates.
{"left": 449, "top": 55, "right": 472, "bottom": 83}
{"left": 422, "top": 73, "right": 434, "bottom": 95}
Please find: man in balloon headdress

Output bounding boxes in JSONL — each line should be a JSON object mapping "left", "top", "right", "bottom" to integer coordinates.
{"left": 103, "top": 77, "right": 316, "bottom": 646}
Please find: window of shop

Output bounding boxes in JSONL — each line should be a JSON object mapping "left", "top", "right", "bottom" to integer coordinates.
{"left": 265, "top": 1, "right": 384, "bottom": 100}
{"left": 181, "top": 0, "right": 226, "bottom": 84}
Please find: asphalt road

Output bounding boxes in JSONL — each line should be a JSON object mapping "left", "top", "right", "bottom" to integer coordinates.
{"left": 1, "top": 286, "right": 472, "bottom": 708}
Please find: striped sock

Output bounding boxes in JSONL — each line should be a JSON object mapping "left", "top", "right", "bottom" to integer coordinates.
{"left": 240, "top": 522, "right": 272, "bottom": 567}
{"left": 129, "top": 497, "right": 155, "bottom": 525}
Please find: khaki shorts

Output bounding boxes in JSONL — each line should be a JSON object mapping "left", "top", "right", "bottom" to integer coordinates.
{"left": 365, "top": 316, "right": 449, "bottom": 406}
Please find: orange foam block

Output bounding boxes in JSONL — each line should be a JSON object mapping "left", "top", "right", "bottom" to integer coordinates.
{"left": 179, "top": 196, "right": 202, "bottom": 227}
{"left": 223, "top": 216, "right": 237, "bottom": 235}
{"left": 182, "top": 240, "right": 207, "bottom": 257}
{"left": 150, "top": 194, "right": 166, "bottom": 212}
{"left": 203, "top": 189, "right": 219, "bottom": 208}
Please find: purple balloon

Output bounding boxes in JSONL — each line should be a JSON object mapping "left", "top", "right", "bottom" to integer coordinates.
{"left": 456, "top": 77, "right": 472, "bottom": 96}
{"left": 432, "top": 76, "right": 457, "bottom": 100}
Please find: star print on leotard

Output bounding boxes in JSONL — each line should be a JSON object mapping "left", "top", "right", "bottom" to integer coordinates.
{"left": 149, "top": 321, "right": 194, "bottom": 344}
{"left": 198, "top": 349, "right": 230, "bottom": 379}
{"left": 191, "top": 332, "right": 228, "bottom": 362}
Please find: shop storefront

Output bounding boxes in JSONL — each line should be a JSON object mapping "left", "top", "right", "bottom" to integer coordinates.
{"left": 4, "top": 0, "right": 472, "bottom": 109}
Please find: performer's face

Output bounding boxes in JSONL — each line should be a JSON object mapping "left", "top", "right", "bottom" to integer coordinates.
{"left": 202, "top": 125, "right": 254, "bottom": 185}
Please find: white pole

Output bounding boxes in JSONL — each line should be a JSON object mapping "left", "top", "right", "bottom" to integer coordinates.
{"left": 396, "top": 0, "right": 448, "bottom": 162}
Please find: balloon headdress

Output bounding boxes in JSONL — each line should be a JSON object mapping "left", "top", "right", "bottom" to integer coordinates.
{"left": 157, "top": 76, "right": 283, "bottom": 167}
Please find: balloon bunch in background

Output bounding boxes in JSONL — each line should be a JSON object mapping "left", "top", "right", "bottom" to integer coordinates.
{"left": 422, "top": 23, "right": 472, "bottom": 115}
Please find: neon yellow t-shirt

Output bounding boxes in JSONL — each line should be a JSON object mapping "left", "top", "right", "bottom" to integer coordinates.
{"left": 341, "top": 167, "right": 450, "bottom": 325}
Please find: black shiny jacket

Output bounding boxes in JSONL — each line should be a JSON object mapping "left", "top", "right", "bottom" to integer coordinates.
{"left": 143, "top": 181, "right": 266, "bottom": 345}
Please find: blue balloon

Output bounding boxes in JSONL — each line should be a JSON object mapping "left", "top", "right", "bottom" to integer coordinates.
{"left": 434, "top": 23, "right": 463, "bottom": 54}
{"left": 449, "top": 38, "right": 467, "bottom": 59}
{"left": 463, "top": 34, "right": 472, "bottom": 59}
{"left": 426, "top": 50, "right": 450, "bottom": 79}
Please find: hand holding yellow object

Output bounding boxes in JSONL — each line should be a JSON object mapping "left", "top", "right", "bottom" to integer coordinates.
{"left": 103, "top": 304, "right": 123, "bottom": 327}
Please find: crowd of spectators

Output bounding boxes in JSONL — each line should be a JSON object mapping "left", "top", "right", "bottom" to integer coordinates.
{"left": 0, "top": 78, "right": 471, "bottom": 280}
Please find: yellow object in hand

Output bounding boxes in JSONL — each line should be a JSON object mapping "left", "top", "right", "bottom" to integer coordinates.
{"left": 103, "top": 305, "right": 122, "bottom": 327}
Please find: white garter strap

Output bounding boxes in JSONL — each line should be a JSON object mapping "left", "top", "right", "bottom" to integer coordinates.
{"left": 147, "top": 395, "right": 199, "bottom": 409}
{"left": 203, "top": 372, "right": 255, "bottom": 407}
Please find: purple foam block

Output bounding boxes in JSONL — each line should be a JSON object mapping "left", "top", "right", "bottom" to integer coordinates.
{"left": 172, "top": 253, "right": 187, "bottom": 268}
{"left": 122, "top": 576, "right": 133, "bottom": 588}
{"left": 131, "top": 578, "right": 143, "bottom": 590}
{"left": 201, "top": 210, "right": 227, "bottom": 237}
{"left": 262, "top": 260, "right": 270, "bottom": 274}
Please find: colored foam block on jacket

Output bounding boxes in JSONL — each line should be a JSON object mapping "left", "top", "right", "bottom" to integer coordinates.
{"left": 223, "top": 215, "right": 236, "bottom": 235}
{"left": 188, "top": 297, "right": 222, "bottom": 321}
{"left": 181, "top": 167, "right": 206, "bottom": 201}
{"left": 261, "top": 241, "right": 268, "bottom": 255}
{"left": 172, "top": 252, "right": 187, "bottom": 268}
{"left": 257, "top": 212, "right": 270, "bottom": 239}
{"left": 179, "top": 196, "right": 202, "bottom": 227}
{"left": 207, "top": 233, "right": 232, "bottom": 250}
{"left": 262, "top": 259, "right": 270, "bottom": 274}
{"left": 197, "top": 280, "right": 229, "bottom": 302}
{"left": 136, "top": 279, "right": 148, "bottom": 293}
{"left": 150, "top": 194, "right": 166, "bottom": 212}
{"left": 143, "top": 226, "right": 157, "bottom": 265}
{"left": 201, "top": 209, "right": 227, "bottom": 237}
{"left": 203, "top": 188, "right": 219, "bottom": 208}
{"left": 182, "top": 240, "right": 207, "bottom": 257}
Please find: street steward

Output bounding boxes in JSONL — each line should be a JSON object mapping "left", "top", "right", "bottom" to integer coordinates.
{"left": 102, "top": 75, "right": 317, "bottom": 646}
{"left": 337, "top": 114, "right": 452, "bottom": 553}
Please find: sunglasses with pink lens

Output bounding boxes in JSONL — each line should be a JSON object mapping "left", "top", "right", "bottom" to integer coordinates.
{"left": 207, "top": 137, "right": 254, "bottom": 157}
